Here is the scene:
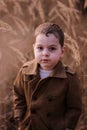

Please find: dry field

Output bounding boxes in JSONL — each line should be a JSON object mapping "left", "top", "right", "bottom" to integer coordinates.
{"left": 0, "top": 0, "right": 87, "bottom": 129}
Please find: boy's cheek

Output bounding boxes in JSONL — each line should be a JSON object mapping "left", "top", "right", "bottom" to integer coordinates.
{"left": 34, "top": 56, "right": 41, "bottom": 62}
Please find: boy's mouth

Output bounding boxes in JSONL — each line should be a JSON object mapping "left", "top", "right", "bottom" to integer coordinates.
{"left": 41, "top": 59, "right": 49, "bottom": 62}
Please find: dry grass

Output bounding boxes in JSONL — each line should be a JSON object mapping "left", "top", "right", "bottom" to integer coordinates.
{"left": 64, "top": 32, "right": 81, "bottom": 66}
{"left": 11, "top": 16, "right": 29, "bottom": 35}
{"left": 0, "top": 0, "right": 87, "bottom": 130}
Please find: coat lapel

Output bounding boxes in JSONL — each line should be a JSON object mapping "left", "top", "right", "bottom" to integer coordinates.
{"left": 22, "top": 60, "right": 67, "bottom": 96}
{"left": 22, "top": 60, "right": 67, "bottom": 79}
{"left": 50, "top": 61, "right": 67, "bottom": 78}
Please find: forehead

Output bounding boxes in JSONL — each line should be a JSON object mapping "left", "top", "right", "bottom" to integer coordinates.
{"left": 35, "top": 33, "right": 59, "bottom": 45}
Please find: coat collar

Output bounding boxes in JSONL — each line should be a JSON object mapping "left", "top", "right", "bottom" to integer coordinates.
{"left": 50, "top": 61, "right": 67, "bottom": 78}
{"left": 22, "top": 59, "right": 67, "bottom": 78}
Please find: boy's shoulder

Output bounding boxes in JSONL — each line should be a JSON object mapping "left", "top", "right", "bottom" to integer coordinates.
{"left": 21, "top": 59, "right": 36, "bottom": 74}
{"left": 22, "top": 59, "right": 35, "bottom": 68}
{"left": 64, "top": 66, "right": 76, "bottom": 75}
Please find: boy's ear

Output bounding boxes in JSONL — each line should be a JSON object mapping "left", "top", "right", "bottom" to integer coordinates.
{"left": 61, "top": 46, "right": 66, "bottom": 57}
{"left": 33, "top": 43, "right": 35, "bottom": 48}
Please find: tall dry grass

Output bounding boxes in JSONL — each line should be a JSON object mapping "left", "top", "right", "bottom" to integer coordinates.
{"left": 0, "top": 0, "right": 87, "bottom": 129}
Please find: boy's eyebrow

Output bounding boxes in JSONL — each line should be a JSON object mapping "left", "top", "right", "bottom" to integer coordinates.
{"left": 35, "top": 44, "right": 43, "bottom": 46}
{"left": 36, "top": 44, "right": 58, "bottom": 48}
{"left": 47, "top": 44, "right": 58, "bottom": 47}
{"left": 49, "top": 44, "right": 57, "bottom": 47}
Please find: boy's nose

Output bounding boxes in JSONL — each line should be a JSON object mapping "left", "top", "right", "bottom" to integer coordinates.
{"left": 42, "top": 49, "right": 49, "bottom": 56}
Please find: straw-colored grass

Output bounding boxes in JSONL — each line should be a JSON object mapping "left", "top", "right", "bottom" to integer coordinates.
{"left": 0, "top": 0, "right": 87, "bottom": 130}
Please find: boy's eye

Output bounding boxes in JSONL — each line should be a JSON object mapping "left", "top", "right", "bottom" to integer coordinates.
{"left": 49, "top": 47, "right": 56, "bottom": 51}
{"left": 37, "top": 46, "right": 43, "bottom": 50}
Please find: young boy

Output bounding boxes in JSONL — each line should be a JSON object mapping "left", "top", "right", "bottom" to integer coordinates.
{"left": 13, "top": 22, "right": 82, "bottom": 130}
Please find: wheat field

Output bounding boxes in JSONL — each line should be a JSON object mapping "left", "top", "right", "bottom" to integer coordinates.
{"left": 0, "top": 0, "right": 87, "bottom": 129}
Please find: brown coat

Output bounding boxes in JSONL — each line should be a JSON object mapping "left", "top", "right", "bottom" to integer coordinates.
{"left": 13, "top": 60, "right": 82, "bottom": 130}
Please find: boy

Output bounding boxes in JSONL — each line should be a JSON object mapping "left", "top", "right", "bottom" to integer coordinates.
{"left": 13, "top": 22, "right": 82, "bottom": 130}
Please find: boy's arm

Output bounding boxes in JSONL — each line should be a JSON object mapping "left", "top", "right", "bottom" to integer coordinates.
{"left": 13, "top": 68, "right": 26, "bottom": 124}
{"left": 65, "top": 73, "right": 82, "bottom": 130}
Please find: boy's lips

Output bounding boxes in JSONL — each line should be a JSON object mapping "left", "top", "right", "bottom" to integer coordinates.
{"left": 41, "top": 59, "right": 49, "bottom": 62}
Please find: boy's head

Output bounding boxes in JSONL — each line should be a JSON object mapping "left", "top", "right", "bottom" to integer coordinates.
{"left": 35, "top": 22, "right": 64, "bottom": 47}
{"left": 33, "top": 22, "right": 65, "bottom": 70}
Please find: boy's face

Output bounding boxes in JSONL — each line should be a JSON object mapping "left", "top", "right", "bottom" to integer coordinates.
{"left": 33, "top": 33, "right": 64, "bottom": 70}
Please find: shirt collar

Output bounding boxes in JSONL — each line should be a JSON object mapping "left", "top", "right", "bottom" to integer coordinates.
{"left": 22, "top": 60, "right": 67, "bottom": 78}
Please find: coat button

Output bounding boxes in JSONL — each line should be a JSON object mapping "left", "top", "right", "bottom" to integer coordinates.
{"left": 46, "top": 112, "right": 52, "bottom": 117}
{"left": 32, "top": 96, "right": 37, "bottom": 101}
{"left": 48, "top": 126, "right": 52, "bottom": 130}
{"left": 47, "top": 95, "right": 53, "bottom": 102}
{"left": 31, "top": 108, "right": 36, "bottom": 114}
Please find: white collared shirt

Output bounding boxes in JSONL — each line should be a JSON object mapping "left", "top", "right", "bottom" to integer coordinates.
{"left": 39, "top": 68, "right": 53, "bottom": 79}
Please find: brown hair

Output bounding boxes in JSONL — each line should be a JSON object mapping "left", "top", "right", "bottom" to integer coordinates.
{"left": 35, "top": 22, "right": 64, "bottom": 47}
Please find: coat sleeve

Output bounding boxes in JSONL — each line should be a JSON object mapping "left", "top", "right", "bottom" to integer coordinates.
{"left": 13, "top": 68, "right": 26, "bottom": 122}
{"left": 65, "top": 73, "right": 82, "bottom": 130}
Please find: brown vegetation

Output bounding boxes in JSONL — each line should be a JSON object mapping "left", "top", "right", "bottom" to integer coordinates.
{"left": 0, "top": 0, "right": 87, "bottom": 129}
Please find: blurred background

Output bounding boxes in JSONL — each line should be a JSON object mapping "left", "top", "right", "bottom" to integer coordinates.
{"left": 0, "top": 0, "right": 87, "bottom": 129}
